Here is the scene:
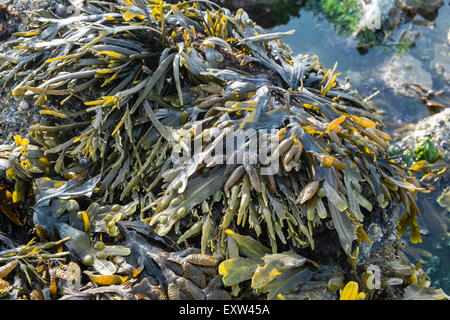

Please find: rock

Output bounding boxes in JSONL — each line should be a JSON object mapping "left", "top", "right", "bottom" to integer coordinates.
{"left": 398, "top": 0, "right": 443, "bottom": 17}
{"left": 438, "top": 187, "right": 450, "bottom": 212}
{"left": 416, "top": 0, "right": 443, "bottom": 18}
{"left": 399, "top": 29, "right": 420, "bottom": 46}
{"left": 0, "top": 3, "right": 19, "bottom": 40}
{"left": 18, "top": 100, "right": 29, "bottom": 111}
{"left": 398, "top": 0, "right": 425, "bottom": 12}
{"left": 392, "top": 108, "right": 450, "bottom": 238}
{"left": 55, "top": 4, "right": 69, "bottom": 18}
{"left": 380, "top": 53, "right": 433, "bottom": 98}
{"left": 395, "top": 108, "right": 450, "bottom": 163}
{"left": 357, "top": 0, "right": 402, "bottom": 32}
{"left": 430, "top": 43, "right": 450, "bottom": 83}
{"left": 216, "top": 0, "right": 302, "bottom": 28}
{"left": 356, "top": 0, "right": 442, "bottom": 38}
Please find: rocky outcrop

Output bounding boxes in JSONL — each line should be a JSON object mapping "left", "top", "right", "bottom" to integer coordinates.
{"left": 381, "top": 53, "right": 433, "bottom": 98}
{"left": 431, "top": 43, "right": 450, "bottom": 83}
{"left": 394, "top": 108, "right": 450, "bottom": 162}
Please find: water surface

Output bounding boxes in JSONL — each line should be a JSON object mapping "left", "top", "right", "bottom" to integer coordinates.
{"left": 269, "top": 4, "right": 449, "bottom": 124}
{"left": 268, "top": 3, "right": 450, "bottom": 293}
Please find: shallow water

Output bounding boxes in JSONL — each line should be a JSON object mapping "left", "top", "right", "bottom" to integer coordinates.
{"left": 267, "top": 3, "right": 450, "bottom": 294}
{"left": 268, "top": 3, "right": 449, "bottom": 124}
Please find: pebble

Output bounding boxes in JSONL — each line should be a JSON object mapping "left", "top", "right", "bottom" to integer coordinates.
{"left": 18, "top": 100, "right": 29, "bottom": 111}
{"left": 399, "top": 30, "right": 419, "bottom": 47}
{"left": 55, "top": 4, "right": 69, "bottom": 18}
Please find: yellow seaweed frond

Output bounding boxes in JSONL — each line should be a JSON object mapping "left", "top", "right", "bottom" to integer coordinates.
{"left": 123, "top": 10, "right": 145, "bottom": 22}
{"left": 303, "top": 103, "right": 320, "bottom": 111}
{"left": 323, "top": 74, "right": 337, "bottom": 96}
{"left": 45, "top": 54, "right": 83, "bottom": 63}
{"left": 88, "top": 274, "right": 128, "bottom": 286}
{"left": 39, "top": 110, "right": 68, "bottom": 119}
{"left": 326, "top": 115, "right": 347, "bottom": 134}
{"left": 13, "top": 31, "right": 40, "bottom": 37}
{"left": 339, "top": 281, "right": 366, "bottom": 300}
{"left": 350, "top": 115, "right": 376, "bottom": 129}
{"left": 112, "top": 119, "right": 125, "bottom": 136}
{"left": 81, "top": 211, "right": 90, "bottom": 233}
{"left": 13, "top": 135, "right": 29, "bottom": 154}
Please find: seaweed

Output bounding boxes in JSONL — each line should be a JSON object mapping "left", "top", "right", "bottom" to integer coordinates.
{"left": 0, "top": 0, "right": 445, "bottom": 300}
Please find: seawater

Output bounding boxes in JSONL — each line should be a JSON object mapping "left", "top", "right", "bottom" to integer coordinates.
{"left": 267, "top": 3, "right": 450, "bottom": 294}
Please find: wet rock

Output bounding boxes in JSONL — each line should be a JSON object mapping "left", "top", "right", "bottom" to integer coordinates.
{"left": 398, "top": 0, "right": 443, "bottom": 18}
{"left": 3, "top": 0, "right": 62, "bottom": 32}
{"left": 345, "top": 70, "right": 365, "bottom": 88}
{"left": 213, "top": 0, "right": 302, "bottom": 28}
{"left": 416, "top": 0, "right": 443, "bottom": 18}
{"left": 18, "top": 100, "right": 29, "bottom": 112}
{"left": 399, "top": 29, "right": 420, "bottom": 46}
{"left": 55, "top": 3, "right": 69, "bottom": 18}
{"left": 392, "top": 108, "right": 450, "bottom": 240}
{"left": 355, "top": 0, "right": 443, "bottom": 38}
{"left": 398, "top": 0, "right": 425, "bottom": 13}
{"left": 430, "top": 43, "right": 450, "bottom": 83}
{"left": 357, "top": 0, "right": 402, "bottom": 33}
{"left": 381, "top": 53, "right": 433, "bottom": 98}
{"left": 438, "top": 187, "right": 450, "bottom": 212}
{"left": 394, "top": 108, "right": 450, "bottom": 163}
{"left": 0, "top": 3, "right": 19, "bottom": 40}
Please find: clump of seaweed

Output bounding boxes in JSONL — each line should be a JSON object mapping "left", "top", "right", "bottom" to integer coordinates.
{"left": 389, "top": 137, "right": 441, "bottom": 168}
{"left": 0, "top": 0, "right": 445, "bottom": 300}
{"left": 314, "top": 0, "right": 361, "bottom": 35}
